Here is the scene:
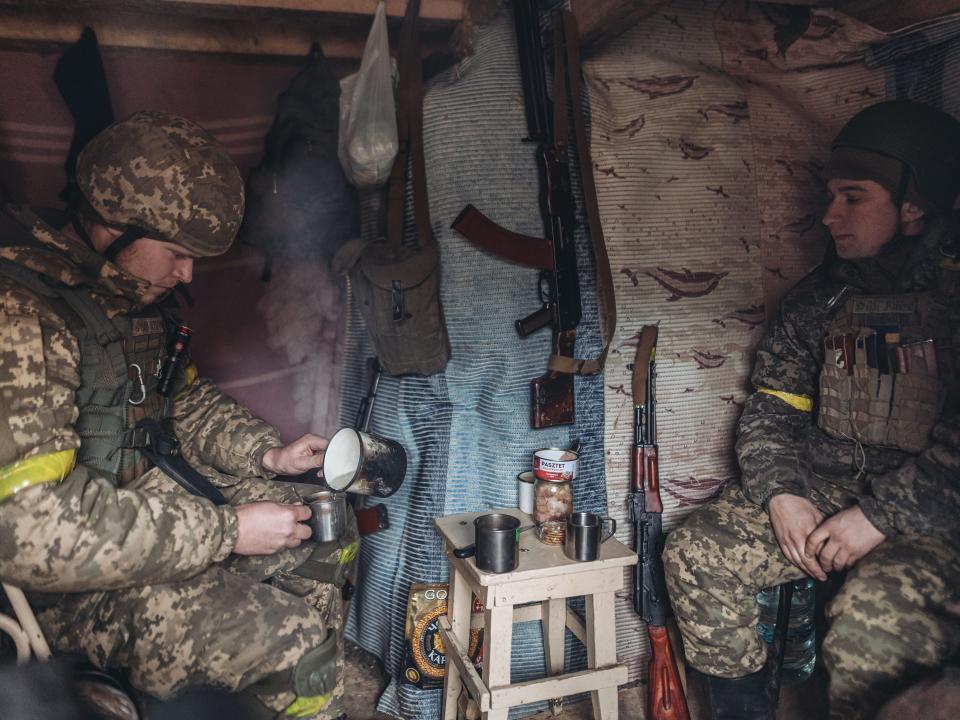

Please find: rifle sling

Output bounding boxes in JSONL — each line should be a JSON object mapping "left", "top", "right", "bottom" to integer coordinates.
{"left": 386, "top": 0, "right": 433, "bottom": 252}
{"left": 546, "top": 11, "right": 616, "bottom": 378}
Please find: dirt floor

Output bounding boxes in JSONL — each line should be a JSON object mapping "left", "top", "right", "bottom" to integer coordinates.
{"left": 343, "top": 641, "right": 394, "bottom": 720}
{"left": 342, "top": 640, "right": 830, "bottom": 720}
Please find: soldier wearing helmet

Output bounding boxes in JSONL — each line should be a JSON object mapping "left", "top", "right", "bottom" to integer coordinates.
{"left": 0, "top": 111, "right": 353, "bottom": 719}
{"left": 664, "top": 100, "right": 960, "bottom": 720}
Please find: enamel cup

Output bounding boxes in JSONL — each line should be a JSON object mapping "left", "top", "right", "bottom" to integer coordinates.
{"left": 322, "top": 427, "right": 407, "bottom": 497}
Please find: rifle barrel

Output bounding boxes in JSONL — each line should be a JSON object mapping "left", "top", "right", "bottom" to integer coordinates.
{"left": 512, "top": 0, "right": 551, "bottom": 141}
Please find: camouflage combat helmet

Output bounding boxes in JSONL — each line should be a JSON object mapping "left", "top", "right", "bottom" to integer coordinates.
{"left": 827, "top": 100, "right": 960, "bottom": 211}
{"left": 76, "top": 111, "right": 244, "bottom": 258}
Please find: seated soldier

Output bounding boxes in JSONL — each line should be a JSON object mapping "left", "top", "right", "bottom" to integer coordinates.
{"left": 0, "top": 111, "right": 356, "bottom": 720}
{"left": 664, "top": 100, "right": 960, "bottom": 720}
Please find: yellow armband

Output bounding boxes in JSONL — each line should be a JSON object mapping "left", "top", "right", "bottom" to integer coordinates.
{"left": 0, "top": 449, "right": 77, "bottom": 502}
{"left": 757, "top": 388, "right": 813, "bottom": 413}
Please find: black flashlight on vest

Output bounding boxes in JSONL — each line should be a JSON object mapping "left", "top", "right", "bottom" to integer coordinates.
{"left": 158, "top": 324, "right": 192, "bottom": 398}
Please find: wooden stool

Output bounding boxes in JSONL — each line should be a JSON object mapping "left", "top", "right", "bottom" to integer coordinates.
{"left": 435, "top": 508, "right": 637, "bottom": 720}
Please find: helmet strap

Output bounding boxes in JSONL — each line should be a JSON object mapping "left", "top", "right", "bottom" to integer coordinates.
{"left": 893, "top": 161, "right": 911, "bottom": 212}
{"left": 174, "top": 283, "right": 194, "bottom": 308}
{"left": 103, "top": 226, "right": 148, "bottom": 262}
{"left": 71, "top": 215, "right": 95, "bottom": 249}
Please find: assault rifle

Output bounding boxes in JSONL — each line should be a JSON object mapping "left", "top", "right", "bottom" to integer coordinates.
{"left": 452, "top": 2, "right": 582, "bottom": 429}
{"left": 629, "top": 326, "right": 689, "bottom": 720}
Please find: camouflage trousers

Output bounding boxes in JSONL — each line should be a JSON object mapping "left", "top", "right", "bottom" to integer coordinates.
{"left": 34, "top": 471, "right": 356, "bottom": 720}
{"left": 663, "top": 483, "right": 960, "bottom": 720}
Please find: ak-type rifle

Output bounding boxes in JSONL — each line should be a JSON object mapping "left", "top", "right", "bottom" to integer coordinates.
{"left": 451, "top": 2, "right": 583, "bottom": 429}
{"left": 629, "top": 326, "right": 689, "bottom": 720}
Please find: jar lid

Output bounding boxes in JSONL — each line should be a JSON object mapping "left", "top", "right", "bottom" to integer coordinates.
{"left": 533, "top": 447, "right": 578, "bottom": 482}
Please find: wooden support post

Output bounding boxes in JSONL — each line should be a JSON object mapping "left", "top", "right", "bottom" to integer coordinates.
{"left": 443, "top": 567, "right": 474, "bottom": 719}
{"left": 542, "top": 597, "right": 566, "bottom": 715}
{"left": 482, "top": 605, "right": 513, "bottom": 720}
{"left": 586, "top": 591, "right": 619, "bottom": 720}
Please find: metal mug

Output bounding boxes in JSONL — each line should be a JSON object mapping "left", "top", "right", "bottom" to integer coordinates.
{"left": 322, "top": 427, "right": 407, "bottom": 497}
{"left": 453, "top": 513, "right": 521, "bottom": 574}
{"left": 305, "top": 491, "right": 348, "bottom": 542}
{"left": 564, "top": 512, "right": 616, "bottom": 562}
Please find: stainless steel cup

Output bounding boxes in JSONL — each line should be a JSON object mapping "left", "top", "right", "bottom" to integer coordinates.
{"left": 564, "top": 512, "right": 616, "bottom": 562}
{"left": 475, "top": 513, "right": 520, "bottom": 573}
{"left": 306, "top": 491, "right": 348, "bottom": 542}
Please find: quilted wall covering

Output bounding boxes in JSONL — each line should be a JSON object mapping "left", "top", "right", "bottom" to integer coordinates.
{"left": 585, "top": 0, "right": 959, "bottom": 687}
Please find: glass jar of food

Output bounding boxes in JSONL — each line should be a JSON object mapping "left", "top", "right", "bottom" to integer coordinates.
{"left": 533, "top": 477, "right": 573, "bottom": 544}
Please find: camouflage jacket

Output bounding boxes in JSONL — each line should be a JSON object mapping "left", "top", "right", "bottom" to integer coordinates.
{"left": 0, "top": 205, "right": 282, "bottom": 592}
{"left": 736, "top": 214, "right": 960, "bottom": 538}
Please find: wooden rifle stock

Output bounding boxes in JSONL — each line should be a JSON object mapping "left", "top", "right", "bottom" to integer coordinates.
{"left": 531, "top": 329, "right": 575, "bottom": 428}
{"left": 647, "top": 626, "right": 689, "bottom": 720}
{"left": 630, "top": 326, "right": 690, "bottom": 720}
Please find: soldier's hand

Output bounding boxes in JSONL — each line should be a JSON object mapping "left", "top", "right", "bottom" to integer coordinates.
{"left": 768, "top": 493, "right": 827, "bottom": 581}
{"left": 262, "top": 433, "right": 329, "bottom": 477}
{"left": 232, "top": 502, "right": 312, "bottom": 555}
{"left": 804, "top": 505, "right": 885, "bottom": 573}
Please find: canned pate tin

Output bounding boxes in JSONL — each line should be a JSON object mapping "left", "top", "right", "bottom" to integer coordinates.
{"left": 533, "top": 448, "right": 578, "bottom": 482}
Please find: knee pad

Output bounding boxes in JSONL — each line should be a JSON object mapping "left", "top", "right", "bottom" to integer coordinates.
{"left": 251, "top": 631, "right": 338, "bottom": 702}
{"left": 292, "top": 632, "right": 338, "bottom": 698}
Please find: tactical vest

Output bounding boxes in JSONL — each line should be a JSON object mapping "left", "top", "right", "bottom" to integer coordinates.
{"left": 0, "top": 259, "right": 170, "bottom": 486}
{"left": 818, "top": 265, "right": 959, "bottom": 453}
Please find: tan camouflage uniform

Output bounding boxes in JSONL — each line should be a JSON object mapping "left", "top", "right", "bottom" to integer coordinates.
{"left": 664, "top": 216, "right": 960, "bottom": 720}
{"left": 0, "top": 114, "right": 350, "bottom": 720}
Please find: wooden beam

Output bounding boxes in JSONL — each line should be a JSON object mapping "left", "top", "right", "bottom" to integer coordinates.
{"left": 571, "top": 0, "right": 670, "bottom": 57}
{"left": 0, "top": 0, "right": 462, "bottom": 58}
{"left": 162, "top": 0, "right": 464, "bottom": 21}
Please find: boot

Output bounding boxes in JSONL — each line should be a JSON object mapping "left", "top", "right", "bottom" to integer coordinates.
{"left": 688, "top": 666, "right": 776, "bottom": 720}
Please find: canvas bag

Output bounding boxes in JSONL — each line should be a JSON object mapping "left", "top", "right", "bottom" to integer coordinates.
{"left": 333, "top": 0, "right": 450, "bottom": 376}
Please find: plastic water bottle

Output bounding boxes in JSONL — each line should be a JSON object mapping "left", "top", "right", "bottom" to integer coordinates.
{"left": 756, "top": 578, "right": 816, "bottom": 685}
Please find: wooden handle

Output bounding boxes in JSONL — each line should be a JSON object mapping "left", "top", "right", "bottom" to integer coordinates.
{"left": 647, "top": 625, "right": 690, "bottom": 720}
{"left": 632, "top": 325, "right": 658, "bottom": 405}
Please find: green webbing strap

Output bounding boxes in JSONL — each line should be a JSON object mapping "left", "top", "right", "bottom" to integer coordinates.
{"left": 51, "top": 286, "right": 128, "bottom": 405}
{"left": 291, "top": 538, "right": 360, "bottom": 586}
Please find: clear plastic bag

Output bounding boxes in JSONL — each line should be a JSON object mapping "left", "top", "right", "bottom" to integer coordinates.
{"left": 338, "top": 1, "right": 398, "bottom": 188}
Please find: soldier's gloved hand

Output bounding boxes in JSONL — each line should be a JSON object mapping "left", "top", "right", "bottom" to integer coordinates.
{"left": 233, "top": 502, "right": 313, "bottom": 555}
{"left": 262, "top": 433, "right": 329, "bottom": 476}
{"left": 768, "top": 493, "right": 827, "bottom": 581}
{"left": 804, "top": 505, "right": 885, "bottom": 573}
